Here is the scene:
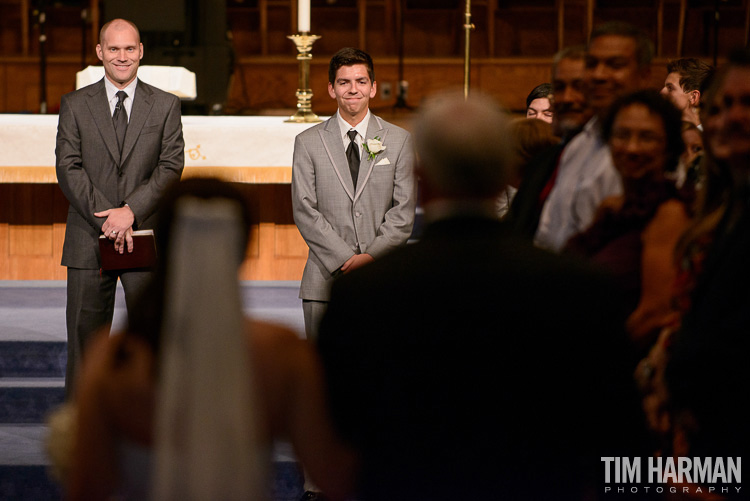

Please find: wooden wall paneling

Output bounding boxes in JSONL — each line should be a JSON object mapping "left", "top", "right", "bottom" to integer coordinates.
{"left": 266, "top": 1, "right": 295, "bottom": 55}
{"left": 311, "top": 1, "right": 361, "bottom": 55}
{"left": 467, "top": 0, "right": 490, "bottom": 58}
{"left": 0, "top": 63, "right": 5, "bottom": 110}
{"left": 0, "top": 1, "right": 23, "bottom": 55}
{"left": 268, "top": 184, "right": 306, "bottom": 260}
{"left": 403, "top": 6, "right": 462, "bottom": 57}
{"left": 1, "top": 59, "right": 80, "bottom": 113}
{"left": 260, "top": 0, "right": 269, "bottom": 55}
{"left": 52, "top": 185, "right": 68, "bottom": 280}
{"left": 8, "top": 184, "right": 53, "bottom": 255}
{"left": 0, "top": 184, "right": 9, "bottom": 277}
{"left": 228, "top": 59, "right": 299, "bottom": 111}
{"left": 478, "top": 60, "right": 553, "bottom": 111}
{"left": 362, "top": 0, "right": 393, "bottom": 56}
{"left": 46, "top": 6, "right": 85, "bottom": 54}
{"left": 228, "top": 3, "right": 262, "bottom": 55}
{"left": 557, "top": 0, "right": 564, "bottom": 50}
{"left": 21, "top": 0, "right": 29, "bottom": 55}
{"left": 7, "top": 184, "right": 56, "bottom": 279}
{"left": 89, "top": 0, "right": 99, "bottom": 56}
{"left": 224, "top": 58, "right": 596, "bottom": 116}
{"left": 358, "top": 0, "right": 367, "bottom": 50}
{"left": 561, "top": 3, "right": 588, "bottom": 48}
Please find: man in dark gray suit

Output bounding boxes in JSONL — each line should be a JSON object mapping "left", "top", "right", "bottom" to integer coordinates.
{"left": 55, "top": 18, "right": 184, "bottom": 395}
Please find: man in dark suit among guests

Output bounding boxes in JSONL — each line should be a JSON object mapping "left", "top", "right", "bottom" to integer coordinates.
{"left": 317, "top": 91, "right": 639, "bottom": 500}
{"left": 56, "top": 18, "right": 184, "bottom": 395}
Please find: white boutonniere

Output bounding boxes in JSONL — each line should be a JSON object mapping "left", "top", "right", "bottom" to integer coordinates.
{"left": 363, "top": 137, "right": 386, "bottom": 160}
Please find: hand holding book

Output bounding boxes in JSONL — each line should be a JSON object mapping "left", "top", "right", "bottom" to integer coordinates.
{"left": 98, "top": 229, "right": 157, "bottom": 271}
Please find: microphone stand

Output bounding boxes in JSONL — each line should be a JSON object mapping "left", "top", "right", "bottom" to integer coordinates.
{"left": 38, "top": 0, "right": 48, "bottom": 114}
{"left": 463, "top": 0, "right": 474, "bottom": 99}
{"left": 394, "top": 0, "right": 412, "bottom": 110}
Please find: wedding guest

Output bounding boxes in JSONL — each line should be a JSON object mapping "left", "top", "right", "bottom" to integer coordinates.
{"left": 665, "top": 50, "right": 750, "bottom": 462}
{"left": 535, "top": 22, "right": 654, "bottom": 252}
{"left": 565, "top": 90, "right": 689, "bottom": 352}
{"left": 660, "top": 58, "right": 714, "bottom": 128}
{"left": 497, "top": 118, "right": 559, "bottom": 218}
{"left": 506, "top": 45, "right": 590, "bottom": 236}
{"left": 525, "top": 83, "right": 554, "bottom": 123}
{"left": 635, "top": 67, "right": 732, "bottom": 455}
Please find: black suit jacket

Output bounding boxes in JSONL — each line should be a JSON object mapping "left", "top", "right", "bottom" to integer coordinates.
{"left": 318, "top": 215, "right": 641, "bottom": 501}
{"left": 506, "top": 143, "right": 563, "bottom": 239}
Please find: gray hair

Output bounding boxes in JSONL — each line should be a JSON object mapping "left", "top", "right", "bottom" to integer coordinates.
{"left": 414, "top": 91, "right": 513, "bottom": 199}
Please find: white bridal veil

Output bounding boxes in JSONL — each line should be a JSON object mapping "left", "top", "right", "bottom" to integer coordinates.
{"left": 152, "top": 196, "right": 267, "bottom": 500}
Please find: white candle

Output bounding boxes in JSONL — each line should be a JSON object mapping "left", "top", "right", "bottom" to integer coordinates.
{"left": 298, "top": 0, "right": 311, "bottom": 33}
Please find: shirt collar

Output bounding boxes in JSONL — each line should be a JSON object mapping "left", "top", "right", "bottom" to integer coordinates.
{"left": 104, "top": 77, "right": 138, "bottom": 104}
{"left": 337, "top": 109, "right": 371, "bottom": 141}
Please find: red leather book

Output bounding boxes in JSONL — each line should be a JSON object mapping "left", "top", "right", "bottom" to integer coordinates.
{"left": 98, "top": 230, "right": 157, "bottom": 270}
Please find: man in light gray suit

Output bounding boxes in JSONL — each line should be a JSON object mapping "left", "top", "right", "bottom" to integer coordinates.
{"left": 292, "top": 47, "right": 416, "bottom": 339}
{"left": 55, "top": 18, "right": 184, "bottom": 395}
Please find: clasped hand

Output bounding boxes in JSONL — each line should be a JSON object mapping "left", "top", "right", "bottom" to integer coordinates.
{"left": 341, "top": 253, "right": 374, "bottom": 274}
{"left": 95, "top": 206, "right": 135, "bottom": 254}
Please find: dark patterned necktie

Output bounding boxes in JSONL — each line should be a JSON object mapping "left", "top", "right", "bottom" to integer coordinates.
{"left": 346, "top": 130, "right": 360, "bottom": 188}
{"left": 113, "top": 90, "right": 128, "bottom": 155}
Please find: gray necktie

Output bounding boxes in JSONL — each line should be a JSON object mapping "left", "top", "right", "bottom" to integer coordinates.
{"left": 346, "top": 130, "right": 360, "bottom": 188}
{"left": 113, "top": 90, "right": 128, "bottom": 155}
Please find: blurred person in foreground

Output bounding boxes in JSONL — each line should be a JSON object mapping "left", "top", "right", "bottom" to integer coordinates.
{"left": 507, "top": 45, "right": 590, "bottom": 236}
{"left": 564, "top": 90, "right": 690, "bottom": 354}
{"left": 550, "top": 46, "right": 591, "bottom": 142}
{"left": 63, "top": 178, "right": 356, "bottom": 500}
{"left": 496, "top": 117, "right": 559, "bottom": 218}
{"left": 535, "top": 22, "right": 654, "bottom": 252}
{"left": 317, "top": 91, "right": 640, "bottom": 501}
{"left": 636, "top": 64, "right": 733, "bottom": 462}
{"left": 665, "top": 49, "right": 750, "bottom": 469}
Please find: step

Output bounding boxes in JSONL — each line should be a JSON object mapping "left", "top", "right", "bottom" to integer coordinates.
{"left": 0, "top": 426, "right": 303, "bottom": 501}
{"left": 0, "top": 465, "right": 63, "bottom": 501}
{"left": 0, "top": 379, "right": 65, "bottom": 424}
{"left": 0, "top": 463, "right": 303, "bottom": 501}
{"left": 0, "top": 342, "right": 66, "bottom": 378}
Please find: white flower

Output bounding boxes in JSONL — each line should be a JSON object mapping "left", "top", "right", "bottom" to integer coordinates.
{"left": 364, "top": 137, "right": 386, "bottom": 160}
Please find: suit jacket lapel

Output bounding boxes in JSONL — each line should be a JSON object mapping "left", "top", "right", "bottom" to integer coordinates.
{"left": 86, "top": 80, "right": 121, "bottom": 164}
{"left": 320, "top": 117, "right": 355, "bottom": 200}
{"left": 354, "top": 114, "right": 388, "bottom": 202}
{"left": 121, "top": 79, "right": 154, "bottom": 165}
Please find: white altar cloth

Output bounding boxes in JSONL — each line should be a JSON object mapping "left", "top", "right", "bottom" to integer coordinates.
{"left": 0, "top": 115, "right": 322, "bottom": 184}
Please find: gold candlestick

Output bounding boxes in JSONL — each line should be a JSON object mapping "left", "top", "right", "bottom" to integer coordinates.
{"left": 286, "top": 33, "right": 323, "bottom": 123}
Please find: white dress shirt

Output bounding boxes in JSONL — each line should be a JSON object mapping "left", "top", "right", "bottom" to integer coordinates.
{"left": 104, "top": 77, "right": 137, "bottom": 122}
{"left": 336, "top": 109, "right": 371, "bottom": 157}
{"left": 534, "top": 116, "right": 623, "bottom": 252}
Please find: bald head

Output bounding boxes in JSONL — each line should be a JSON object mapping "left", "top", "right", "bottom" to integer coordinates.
{"left": 99, "top": 19, "right": 141, "bottom": 45}
{"left": 414, "top": 91, "right": 513, "bottom": 200}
